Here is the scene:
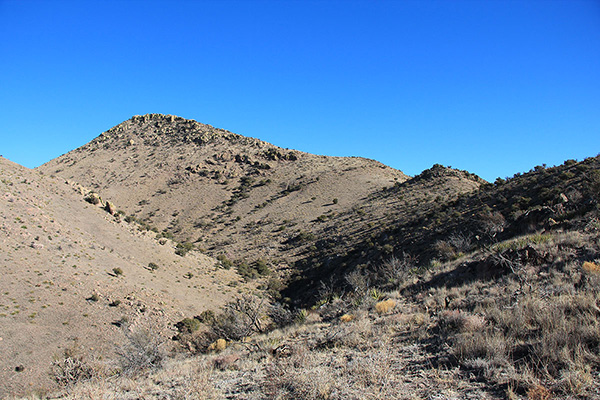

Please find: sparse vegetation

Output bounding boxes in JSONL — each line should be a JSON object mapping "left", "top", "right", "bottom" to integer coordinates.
{"left": 116, "top": 319, "right": 167, "bottom": 376}
{"left": 175, "top": 241, "right": 194, "bottom": 256}
{"left": 3, "top": 117, "right": 600, "bottom": 398}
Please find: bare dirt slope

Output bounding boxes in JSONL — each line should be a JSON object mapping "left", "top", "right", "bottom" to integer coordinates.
{"left": 38, "top": 114, "right": 484, "bottom": 271}
{"left": 38, "top": 115, "right": 409, "bottom": 260}
{"left": 0, "top": 157, "right": 250, "bottom": 397}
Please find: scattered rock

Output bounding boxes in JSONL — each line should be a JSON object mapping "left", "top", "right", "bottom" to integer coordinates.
{"left": 104, "top": 201, "right": 116, "bottom": 215}
{"left": 84, "top": 192, "right": 101, "bottom": 205}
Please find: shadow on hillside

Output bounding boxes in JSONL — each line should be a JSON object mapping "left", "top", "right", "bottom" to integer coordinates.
{"left": 403, "top": 245, "right": 551, "bottom": 295}
{"left": 403, "top": 258, "right": 513, "bottom": 296}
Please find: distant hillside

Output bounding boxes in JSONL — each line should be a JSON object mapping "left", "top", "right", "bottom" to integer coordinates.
{"left": 39, "top": 115, "right": 484, "bottom": 284}
{"left": 38, "top": 115, "right": 406, "bottom": 263}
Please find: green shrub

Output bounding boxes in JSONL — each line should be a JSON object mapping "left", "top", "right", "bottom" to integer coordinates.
{"left": 175, "top": 242, "right": 194, "bottom": 256}
{"left": 217, "top": 254, "right": 234, "bottom": 269}
{"left": 237, "top": 259, "right": 271, "bottom": 280}
{"left": 196, "top": 310, "right": 216, "bottom": 325}
{"left": 84, "top": 193, "right": 101, "bottom": 205}
{"left": 175, "top": 317, "right": 202, "bottom": 334}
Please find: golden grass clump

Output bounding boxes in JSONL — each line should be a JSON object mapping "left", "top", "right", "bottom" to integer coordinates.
{"left": 527, "top": 384, "right": 551, "bottom": 400}
{"left": 582, "top": 261, "right": 600, "bottom": 274}
{"left": 375, "top": 299, "right": 396, "bottom": 314}
{"left": 208, "top": 338, "right": 227, "bottom": 352}
{"left": 340, "top": 314, "right": 354, "bottom": 323}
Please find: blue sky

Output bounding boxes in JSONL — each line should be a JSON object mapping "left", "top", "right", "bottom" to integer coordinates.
{"left": 0, "top": 0, "right": 599, "bottom": 181}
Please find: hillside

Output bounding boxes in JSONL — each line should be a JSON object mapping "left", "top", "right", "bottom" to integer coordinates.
{"left": 0, "top": 157, "right": 253, "bottom": 397}
{"left": 35, "top": 155, "right": 600, "bottom": 400}
{"left": 38, "top": 114, "right": 481, "bottom": 287}
{"left": 6, "top": 114, "right": 599, "bottom": 399}
{"left": 285, "top": 156, "right": 600, "bottom": 304}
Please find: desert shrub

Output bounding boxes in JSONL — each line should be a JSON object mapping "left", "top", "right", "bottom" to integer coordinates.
{"left": 207, "top": 338, "right": 227, "bottom": 352}
{"left": 211, "top": 295, "right": 267, "bottom": 341}
{"left": 295, "top": 309, "right": 308, "bottom": 324}
{"left": 582, "top": 261, "right": 600, "bottom": 274}
{"left": 196, "top": 310, "right": 216, "bottom": 325}
{"left": 254, "top": 259, "right": 271, "bottom": 275}
{"left": 175, "top": 241, "right": 194, "bottom": 256}
{"left": 338, "top": 313, "right": 354, "bottom": 323}
{"left": 435, "top": 239, "right": 459, "bottom": 261}
{"left": 268, "top": 302, "right": 295, "bottom": 328}
{"left": 176, "top": 317, "right": 201, "bottom": 334}
{"left": 266, "top": 277, "right": 285, "bottom": 299}
{"left": 157, "top": 230, "right": 174, "bottom": 240}
{"left": 527, "top": 385, "right": 552, "bottom": 400}
{"left": 292, "top": 230, "right": 316, "bottom": 244}
{"left": 369, "top": 288, "right": 384, "bottom": 300}
{"left": 478, "top": 210, "right": 506, "bottom": 239}
{"left": 112, "top": 267, "right": 123, "bottom": 276}
{"left": 376, "top": 252, "right": 417, "bottom": 287}
{"left": 447, "top": 292, "right": 600, "bottom": 396}
{"left": 117, "top": 321, "right": 166, "bottom": 376}
{"left": 83, "top": 192, "right": 101, "bottom": 205}
{"left": 148, "top": 262, "right": 159, "bottom": 271}
{"left": 216, "top": 254, "right": 234, "bottom": 269}
{"left": 345, "top": 269, "right": 370, "bottom": 295}
{"left": 51, "top": 344, "right": 96, "bottom": 388}
{"left": 236, "top": 259, "right": 271, "bottom": 279}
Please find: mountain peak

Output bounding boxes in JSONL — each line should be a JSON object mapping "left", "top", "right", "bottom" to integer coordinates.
{"left": 93, "top": 113, "right": 254, "bottom": 149}
{"left": 412, "top": 163, "right": 485, "bottom": 183}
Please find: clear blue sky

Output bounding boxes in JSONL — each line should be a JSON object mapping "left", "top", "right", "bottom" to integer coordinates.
{"left": 1, "top": 0, "right": 599, "bottom": 181}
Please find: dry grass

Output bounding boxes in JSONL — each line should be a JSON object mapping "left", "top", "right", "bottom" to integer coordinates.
{"left": 582, "top": 261, "right": 600, "bottom": 274}
{"left": 435, "top": 231, "right": 600, "bottom": 397}
{"left": 339, "top": 313, "right": 354, "bottom": 322}
{"left": 207, "top": 338, "right": 228, "bottom": 352}
{"left": 374, "top": 299, "right": 396, "bottom": 314}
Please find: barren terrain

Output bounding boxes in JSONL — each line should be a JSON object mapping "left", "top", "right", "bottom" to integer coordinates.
{"left": 2, "top": 114, "right": 599, "bottom": 399}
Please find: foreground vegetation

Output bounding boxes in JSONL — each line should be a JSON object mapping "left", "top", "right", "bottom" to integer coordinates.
{"left": 15, "top": 226, "right": 599, "bottom": 399}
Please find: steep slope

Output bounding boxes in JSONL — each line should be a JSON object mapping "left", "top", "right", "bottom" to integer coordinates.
{"left": 284, "top": 155, "right": 600, "bottom": 304}
{"left": 38, "top": 114, "right": 410, "bottom": 264}
{"left": 0, "top": 157, "right": 249, "bottom": 397}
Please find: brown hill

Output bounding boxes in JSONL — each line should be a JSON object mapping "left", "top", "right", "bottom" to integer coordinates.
{"left": 32, "top": 154, "right": 600, "bottom": 399}
{"left": 0, "top": 156, "right": 252, "bottom": 397}
{"left": 38, "top": 114, "right": 482, "bottom": 282}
